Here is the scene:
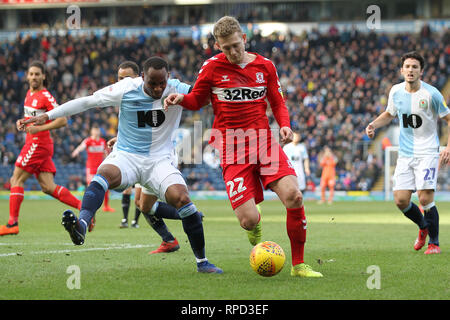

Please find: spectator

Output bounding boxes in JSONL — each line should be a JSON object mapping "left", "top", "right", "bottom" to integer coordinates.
{"left": 0, "top": 27, "right": 448, "bottom": 192}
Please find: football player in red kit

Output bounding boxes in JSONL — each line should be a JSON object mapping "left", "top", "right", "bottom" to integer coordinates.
{"left": 164, "top": 16, "right": 322, "bottom": 277}
{"left": 71, "top": 125, "right": 115, "bottom": 212}
{"left": 0, "top": 61, "right": 81, "bottom": 236}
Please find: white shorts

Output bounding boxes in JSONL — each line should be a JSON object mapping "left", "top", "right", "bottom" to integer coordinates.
{"left": 295, "top": 169, "right": 306, "bottom": 191}
{"left": 99, "top": 149, "right": 186, "bottom": 202}
{"left": 393, "top": 156, "right": 439, "bottom": 191}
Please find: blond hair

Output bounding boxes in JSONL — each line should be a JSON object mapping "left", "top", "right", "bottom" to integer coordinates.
{"left": 213, "top": 16, "right": 243, "bottom": 40}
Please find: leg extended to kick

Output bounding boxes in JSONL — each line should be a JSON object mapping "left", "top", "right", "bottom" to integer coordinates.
{"left": 269, "top": 175, "right": 322, "bottom": 278}
{"left": 164, "top": 181, "right": 222, "bottom": 273}
{"left": 62, "top": 164, "right": 122, "bottom": 245}
{"left": 233, "top": 199, "right": 262, "bottom": 246}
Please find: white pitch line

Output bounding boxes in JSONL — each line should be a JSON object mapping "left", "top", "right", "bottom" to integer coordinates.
{"left": 0, "top": 243, "right": 155, "bottom": 257}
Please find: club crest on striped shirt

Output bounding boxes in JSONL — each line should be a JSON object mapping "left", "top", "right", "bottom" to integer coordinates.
{"left": 419, "top": 99, "right": 428, "bottom": 110}
{"left": 255, "top": 72, "right": 265, "bottom": 83}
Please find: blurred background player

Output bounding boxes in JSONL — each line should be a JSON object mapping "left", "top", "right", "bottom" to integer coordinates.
{"left": 114, "top": 60, "right": 182, "bottom": 254}
{"left": 318, "top": 146, "right": 337, "bottom": 204}
{"left": 71, "top": 125, "right": 114, "bottom": 213}
{"left": 283, "top": 132, "right": 311, "bottom": 194}
{"left": 164, "top": 16, "right": 322, "bottom": 278}
{"left": 365, "top": 51, "right": 450, "bottom": 255}
{"left": 0, "top": 61, "right": 81, "bottom": 236}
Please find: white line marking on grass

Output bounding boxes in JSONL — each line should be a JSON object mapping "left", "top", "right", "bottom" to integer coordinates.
{"left": 0, "top": 243, "right": 155, "bottom": 257}
{"left": 0, "top": 243, "right": 26, "bottom": 246}
{"left": 0, "top": 242, "right": 75, "bottom": 246}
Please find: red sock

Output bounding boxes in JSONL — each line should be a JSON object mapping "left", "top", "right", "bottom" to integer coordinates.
{"left": 286, "top": 206, "right": 307, "bottom": 266}
{"left": 52, "top": 186, "right": 81, "bottom": 210}
{"left": 8, "top": 186, "right": 24, "bottom": 225}
{"left": 104, "top": 190, "right": 110, "bottom": 207}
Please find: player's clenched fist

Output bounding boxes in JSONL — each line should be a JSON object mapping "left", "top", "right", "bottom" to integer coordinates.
{"left": 164, "top": 93, "right": 184, "bottom": 111}
{"left": 365, "top": 123, "right": 375, "bottom": 139}
{"left": 279, "top": 126, "right": 293, "bottom": 145}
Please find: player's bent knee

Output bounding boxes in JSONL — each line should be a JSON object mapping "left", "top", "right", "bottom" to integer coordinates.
{"left": 41, "top": 186, "right": 54, "bottom": 195}
{"left": 285, "top": 189, "right": 303, "bottom": 208}
{"left": 418, "top": 191, "right": 434, "bottom": 207}
{"left": 167, "top": 192, "right": 191, "bottom": 209}
{"left": 239, "top": 215, "right": 259, "bottom": 230}
{"left": 240, "top": 220, "right": 256, "bottom": 231}
{"left": 165, "top": 184, "right": 191, "bottom": 209}
{"left": 175, "top": 193, "right": 191, "bottom": 208}
{"left": 394, "top": 198, "right": 409, "bottom": 211}
{"left": 97, "top": 165, "right": 121, "bottom": 189}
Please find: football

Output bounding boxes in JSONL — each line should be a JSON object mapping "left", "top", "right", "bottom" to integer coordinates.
{"left": 250, "top": 241, "right": 286, "bottom": 277}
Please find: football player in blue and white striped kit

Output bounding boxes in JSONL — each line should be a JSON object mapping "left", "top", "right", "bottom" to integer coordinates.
{"left": 366, "top": 51, "right": 450, "bottom": 254}
{"left": 20, "top": 57, "right": 223, "bottom": 273}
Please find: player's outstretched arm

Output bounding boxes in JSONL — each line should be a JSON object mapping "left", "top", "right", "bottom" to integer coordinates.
{"left": 18, "top": 113, "right": 49, "bottom": 129}
{"left": 22, "top": 95, "right": 101, "bottom": 128}
{"left": 18, "top": 115, "right": 67, "bottom": 134}
{"left": 71, "top": 140, "right": 87, "bottom": 158}
{"left": 365, "top": 111, "right": 395, "bottom": 139}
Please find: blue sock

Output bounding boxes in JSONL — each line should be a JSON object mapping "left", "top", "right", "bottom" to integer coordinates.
{"left": 79, "top": 177, "right": 108, "bottom": 234}
{"left": 179, "top": 203, "right": 205, "bottom": 260}
{"left": 402, "top": 202, "right": 427, "bottom": 229}
{"left": 424, "top": 206, "right": 439, "bottom": 246}
{"left": 152, "top": 201, "right": 181, "bottom": 220}
{"left": 142, "top": 212, "right": 175, "bottom": 242}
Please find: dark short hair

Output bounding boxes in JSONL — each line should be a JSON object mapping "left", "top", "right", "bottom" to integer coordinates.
{"left": 142, "top": 56, "right": 169, "bottom": 73}
{"left": 401, "top": 51, "right": 425, "bottom": 70}
{"left": 118, "top": 60, "right": 139, "bottom": 75}
{"left": 29, "top": 60, "right": 51, "bottom": 87}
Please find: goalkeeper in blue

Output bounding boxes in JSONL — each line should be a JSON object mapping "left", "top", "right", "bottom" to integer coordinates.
{"left": 366, "top": 51, "right": 450, "bottom": 254}
{"left": 20, "top": 56, "right": 223, "bottom": 273}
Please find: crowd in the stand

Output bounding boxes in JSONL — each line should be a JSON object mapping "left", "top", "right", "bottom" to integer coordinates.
{"left": 0, "top": 24, "right": 449, "bottom": 191}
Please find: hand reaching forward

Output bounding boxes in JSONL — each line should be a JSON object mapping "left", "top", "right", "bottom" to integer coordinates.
{"left": 163, "top": 93, "right": 184, "bottom": 111}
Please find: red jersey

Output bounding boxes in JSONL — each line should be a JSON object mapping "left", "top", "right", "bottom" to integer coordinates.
{"left": 23, "top": 89, "right": 58, "bottom": 144}
{"left": 83, "top": 137, "right": 107, "bottom": 170}
{"left": 180, "top": 53, "right": 290, "bottom": 163}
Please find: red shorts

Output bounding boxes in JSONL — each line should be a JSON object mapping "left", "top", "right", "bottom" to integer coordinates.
{"left": 86, "top": 168, "right": 96, "bottom": 185}
{"left": 86, "top": 166, "right": 99, "bottom": 175}
{"left": 15, "top": 142, "right": 56, "bottom": 178}
{"left": 222, "top": 144, "right": 296, "bottom": 210}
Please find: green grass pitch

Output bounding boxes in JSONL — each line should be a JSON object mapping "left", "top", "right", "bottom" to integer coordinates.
{"left": 0, "top": 199, "right": 449, "bottom": 300}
